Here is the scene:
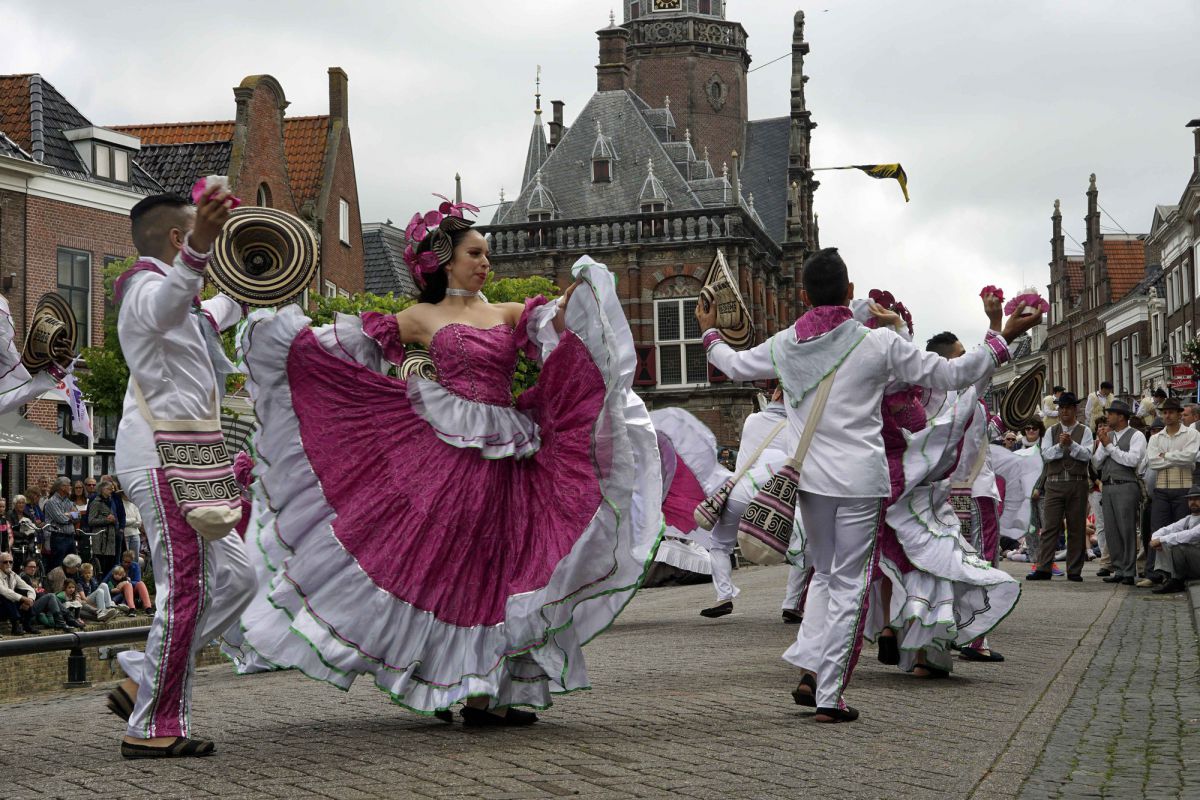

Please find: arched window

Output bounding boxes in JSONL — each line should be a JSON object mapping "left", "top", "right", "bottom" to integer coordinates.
{"left": 257, "top": 182, "right": 272, "bottom": 207}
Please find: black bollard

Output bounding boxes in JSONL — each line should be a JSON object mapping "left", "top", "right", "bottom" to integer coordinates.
{"left": 65, "top": 636, "right": 90, "bottom": 688}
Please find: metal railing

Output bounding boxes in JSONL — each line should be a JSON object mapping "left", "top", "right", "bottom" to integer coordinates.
{"left": 0, "top": 626, "right": 150, "bottom": 688}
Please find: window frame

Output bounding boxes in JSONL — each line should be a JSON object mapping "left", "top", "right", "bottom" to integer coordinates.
{"left": 592, "top": 159, "right": 611, "bottom": 183}
{"left": 338, "top": 198, "right": 351, "bottom": 245}
{"left": 323, "top": 280, "right": 338, "bottom": 299}
{"left": 56, "top": 247, "right": 91, "bottom": 350}
{"left": 653, "top": 296, "right": 708, "bottom": 388}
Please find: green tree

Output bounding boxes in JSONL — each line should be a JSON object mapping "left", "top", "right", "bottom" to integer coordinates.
{"left": 485, "top": 275, "right": 560, "bottom": 398}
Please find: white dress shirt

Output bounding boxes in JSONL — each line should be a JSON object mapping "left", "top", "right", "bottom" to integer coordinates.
{"left": 114, "top": 254, "right": 242, "bottom": 474}
{"left": 1090, "top": 424, "right": 1147, "bottom": 472}
{"left": 705, "top": 321, "right": 1009, "bottom": 498}
{"left": 1146, "top": 426, "right": 1200, "bottom": 472}
{"left": 1041, "top": 421, "right": 1094, "bottom": 463}
{"left": 735, "top": 402, "right": 789, "bottom": 472}
{"left": 1154, "top": 513, "right": 1200, "bottom": 547}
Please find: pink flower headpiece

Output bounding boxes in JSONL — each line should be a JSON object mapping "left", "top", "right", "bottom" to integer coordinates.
{"left": 190, "top": 175, "right": 242, "bottom": 209}
{"left": 867, "top": 288, "right": 914, "bottom": 334}
{"left": 1004, "top": 287, "right": 1050, "bottom": 317}
{"left": 403, "top": 194, "right": 480, "bottom": 287}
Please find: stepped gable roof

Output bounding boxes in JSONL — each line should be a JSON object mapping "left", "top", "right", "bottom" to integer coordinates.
{"left": 496, "top": 90, "right": 701, "bottom": 224}
{"left": 1102, "top": 235, "right": 1146, "bottom": 301}
{"left": 0, "top": 74, "right": 161, "bottom": 192}
{"left": 739, "top": 116, "right": 790, "bottom": 244}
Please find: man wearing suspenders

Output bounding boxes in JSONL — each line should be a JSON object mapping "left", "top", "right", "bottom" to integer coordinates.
{"left": 1030, "top": 392, "right": 1093, "bottom": 581}
{"left": 1091, "top": 400, "right": 1146, "bottom": 585}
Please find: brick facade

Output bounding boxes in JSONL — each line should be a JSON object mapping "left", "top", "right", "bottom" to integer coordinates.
{"left": 229, "top": 75, "right": 299, "bottom": 216}
{"left": 316, "top": 125, "right": 364, "bottom": 294}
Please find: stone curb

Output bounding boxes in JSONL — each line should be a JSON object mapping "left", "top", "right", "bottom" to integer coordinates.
{"left": 1189, "top": 580, "right": 1200, "bottom": 637}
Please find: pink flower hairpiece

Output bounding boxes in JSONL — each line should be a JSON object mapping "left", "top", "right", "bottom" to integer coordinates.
{"left": 979, "top": 285, "right": 1004, "bottom": 303}
{"left": 868, "top": 288, "right": 914, "bottom": 334}
{"left": 403, "top": 193, "right": 480, "bottom": 287}
{"left": 190, "top": 175, "right": 242, "bottom": 209}
{"left": 1004, "top": 289, "right": 1050, "bottom": 316}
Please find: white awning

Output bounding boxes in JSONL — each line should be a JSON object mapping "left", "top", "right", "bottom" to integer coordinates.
{"left": 0, "top": 412, "right": 94, "bottom": 455}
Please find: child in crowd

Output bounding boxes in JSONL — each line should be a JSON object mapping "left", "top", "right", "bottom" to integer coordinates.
{"left": 106, "top": 566, "right": 140, "bottom": 616}
{"left": 55, "top": 579, "right": 87, "bottom": 629}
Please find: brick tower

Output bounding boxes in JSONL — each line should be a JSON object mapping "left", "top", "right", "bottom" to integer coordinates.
{"left": 621, "top": 0, "right": 749, "bottom": 164}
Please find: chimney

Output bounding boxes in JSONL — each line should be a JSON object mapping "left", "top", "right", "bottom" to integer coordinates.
{"left": 596, "top": 23, "right": 630, "bottom": 92}
{"left": 328, "top": 67, "right": 349, "bottom": 123}
{"left": 549, "top": 100, "right": 565, "bottom": 150}
{"left": 1189, "top": 119, "right": 1200, "bottom": 176}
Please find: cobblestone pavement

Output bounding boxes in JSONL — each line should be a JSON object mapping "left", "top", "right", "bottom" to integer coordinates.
{"left": 0, "top": 562, "right": 1193, "bottom": 799}
{"left": 1016, "top": 586, "right": 1200, "bottom": 800}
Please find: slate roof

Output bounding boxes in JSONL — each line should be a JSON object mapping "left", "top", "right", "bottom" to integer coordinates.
{"left": 740, "top": 116, "right": 790, "bottom": 243}
{"left": 362, "top": 222, "right": 417, "bottom": 298}
{"left": 0, "top": 74, "right": 161, "bottom": 192}
{"left": 112, "top": 115, "right": 332, "bottom": 212}
{"left": 1102, "top": 235, "right": 1146, "bottom": 300}
{"left": 135, "top": 141, "right": 232, "bottom": 196}
{"left": 521, "top": 111, "right": 549, "bottom": 191}
{"left": 495, "top": 90, "right": 702, "bottom": 224}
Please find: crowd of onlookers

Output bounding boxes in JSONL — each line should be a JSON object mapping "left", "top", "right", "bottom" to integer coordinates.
{"left": 0, "top": 475, "right": 152, "bottom": 636}
{"left": 1003, "top": 384, "right": 1200, "bottom": 593}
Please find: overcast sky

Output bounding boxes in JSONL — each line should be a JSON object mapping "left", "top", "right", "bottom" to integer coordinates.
{"left": 4, "top": 0, "right": 1199, "bottom": 341}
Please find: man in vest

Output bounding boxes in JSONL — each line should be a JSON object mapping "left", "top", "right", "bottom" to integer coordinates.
{"left": 1139, "top": 397, "right": 1200, "bottom": 587}
{"left": 1086, "top": 381, "right": 1114, "bottom": 430}
{"left": 1037, "top": 386, "right": 1065, "bottom": 422}
{"left": 1029, "top": 392, "right": 1093, "bottom": 582}
{"left": 1091, "top": 400, "right": 1146, "bottom": 585}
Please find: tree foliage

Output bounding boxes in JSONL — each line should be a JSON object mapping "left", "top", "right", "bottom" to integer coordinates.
{"left": 76, "top": 258, "right": 133, "bottom": 417}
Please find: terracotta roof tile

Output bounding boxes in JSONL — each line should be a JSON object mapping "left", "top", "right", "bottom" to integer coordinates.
{"left": 283, "top": 115, "right": 329, "bottom": 211}
{"left": 112, "top": 116, "right": 329, "bottom": 210}
{"left": 0, "top": 75, "right": 32, "bottom": 151}
{"left": 1103, "top": 236, "right": 1146, "bottom": 300}
{"left": 112, "top": 121, "right": 235, "bottom": 145}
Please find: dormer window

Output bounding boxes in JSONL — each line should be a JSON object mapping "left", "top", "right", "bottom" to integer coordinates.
{"left": 64, "top": 126, "right": 140, "bottom": 186}
{"left": 640, "top": 202, "right": 665, "bottom": 214}
{"left": 591, "top": 120, "right": 616, "bottom": 184}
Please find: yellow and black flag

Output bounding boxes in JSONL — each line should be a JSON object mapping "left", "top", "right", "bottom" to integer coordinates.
{"left": 854, "top": 164, "right": 909, "bottom": 202}
{"left": 815, "top": 163, "right": 910, "bottom": 202}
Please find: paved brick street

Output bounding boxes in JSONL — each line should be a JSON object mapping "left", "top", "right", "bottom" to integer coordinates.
{"left": 1, "top": 562, "right": 1197, "bottom": 800}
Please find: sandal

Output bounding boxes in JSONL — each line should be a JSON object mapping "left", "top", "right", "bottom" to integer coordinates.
{"left": 460, "top": 706, "right": 539, "bottom": 727}
{"left": 791, "top": 673, "right": 816, "bottom": 707}
{"left": 106, "top": 684, "right": 135, "bottom": 722}
{"left": 912, "top": 664, "right": 950, "bottom": 679}
{"left": 877, "top": 631, "right": 900, "bottom": 665}
{"left": 814, "top": 705, "right": 860, "bottom": 723}
{"left": 121, "top": 736, "right": 215, "bottom": 759}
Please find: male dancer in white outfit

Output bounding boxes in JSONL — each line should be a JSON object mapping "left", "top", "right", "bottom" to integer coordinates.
{"left": 0, "top": 295, "right": 71, "bottom": 414}
{"left": 698, "top": 387, "right": 809, "bottom": 621}
{"left": 698, "top": 248, "right": 1040, "bottom": 722}
{"left": 109, "top": 191, "right": 255, "bottom": 757}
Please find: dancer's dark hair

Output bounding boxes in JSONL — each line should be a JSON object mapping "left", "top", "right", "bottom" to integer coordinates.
{"left": 801, "top": 247, "right": 849, "bottom": 307}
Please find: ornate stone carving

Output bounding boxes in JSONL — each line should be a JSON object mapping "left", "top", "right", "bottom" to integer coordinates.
{"left": 705, "top": 73, "right": 728, "bottom": 111}
{"left": 654, "top": 274, "right": 703, "bottom": 299}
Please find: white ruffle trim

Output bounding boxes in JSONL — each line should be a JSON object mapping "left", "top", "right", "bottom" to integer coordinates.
{"left": 654, "top": 537, "right": 713, "bottom": 575}
{"left": 229, "top": 256, "right": 664, "bottom": 713}
{"left": 407, "top": 378, "right": 541, "bottom": 459}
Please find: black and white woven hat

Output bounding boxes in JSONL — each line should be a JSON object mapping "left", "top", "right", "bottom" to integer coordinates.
{"left": 208, "top": 206, "right": 320, "bottom": 306}
{"left": 21, "top": 293, "right": 77, "bottom": 373}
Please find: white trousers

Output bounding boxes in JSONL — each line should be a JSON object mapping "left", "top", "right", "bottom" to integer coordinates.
{"left": 116, "top": 468, "right": 255, "bottom": 739}
{"left": 781, "top": 566, "right": 809, "bottom": 611}
{"left": 783, "top": 493, "right": 881, "bottom": 710}
{"left": 708, "top": 474, "right": 758, "bottom": 602}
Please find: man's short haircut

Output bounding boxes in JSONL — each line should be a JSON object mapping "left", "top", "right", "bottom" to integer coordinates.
{"left": 1053, "top": 385, "right": 1066, "bottom": 393}
{"left": 54, "top": 476, "right": 70, "bottom": 489}
{"left": 130, "top": 193, "right": 190, "bottom": 254}
{"left": 925, "top": 331, "right": 960, "bottom": 357}
{"left": 1100, "top": 380, "right": 1113, "bottom": 390}
{"left": 801, "top": 247, "right": 850, "bottom": 307}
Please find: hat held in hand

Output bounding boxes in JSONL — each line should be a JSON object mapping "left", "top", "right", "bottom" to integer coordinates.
{"left": 21, "top": 293, "right": 77, "bottom": 373}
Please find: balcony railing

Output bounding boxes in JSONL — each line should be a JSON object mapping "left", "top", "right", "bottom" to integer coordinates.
{"left": 480, "top": 205, "right": 782, "bottom": 260}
